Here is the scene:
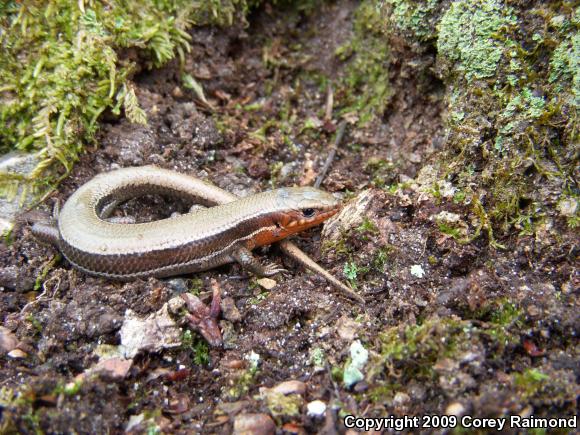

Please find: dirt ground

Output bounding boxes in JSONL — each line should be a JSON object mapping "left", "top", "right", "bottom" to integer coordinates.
{"left": 0, "top": 2, "right": 577, "bottom": 434}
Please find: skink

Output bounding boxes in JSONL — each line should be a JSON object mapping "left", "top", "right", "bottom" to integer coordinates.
{"left": 32, "top": 166, "right": 363, "bottom": 302}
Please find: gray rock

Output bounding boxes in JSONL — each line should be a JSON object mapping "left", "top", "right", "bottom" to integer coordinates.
{"left": 0, "top": 151, "right": 41, "bottom": 233}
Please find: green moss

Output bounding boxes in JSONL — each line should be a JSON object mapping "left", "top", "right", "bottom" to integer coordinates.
{"left": 372, "top": 247, "right": 392, "bottom": 270}
{"left": 368, "top": 305, "right": 524, "bottom": 399}
{"left": 343, "top": 261, "right": 360, "bottom": 286}
{"left": 262, "top": 392, "right": 302, "bottom": 418}
{"left": 377, "top": 318, "right": 466, "bottom": 369}
{"left": 188, "top": 278, "right": 204, "bottom": 295}
{"left": 226, "top": 362, "right": 259, "bottom": 400}
{"left": 483, "top": 299, "right": 522, "bottom": 348}
{"left": 0, "top": 0, "right": 250, "bottom": 197}
{"left": 382, "top": 0, "right": 440, "bottom": 42}
{"left": 365, "top": 157, "right": 397, "bottom": 188}
{"left": 309, "top": 347, "right": 325, "bottom": 368}
{"left": 549, "top": 27, "right": 580, "bottom": 106}
{"left": 512, "top": 368, "right": 551, "bottom": 402}
{"left": 33, "top": 253, "right": 61, "bottom": 291}
{"left": 423, "top": 3, "right": 580, "bottom": 241}
{"left": 437, "top": 0, "right": 517, "bottom": 82}
{"left": 356, "top": 217, "right": 379, "bottom": 236}
{"left": 512, "top": 367, "right": 577, "bottom": 407}
{"left": 437, "top": 221, "right": 463, "bottom": 240}
{"left": 181, "top": 329, "right": 210, "bottom": 365}
{"left": 337, "top": 1, "right": 391, "bottom": 125}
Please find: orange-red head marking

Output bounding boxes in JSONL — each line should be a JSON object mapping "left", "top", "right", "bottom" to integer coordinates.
{"left": 252, "top": 187, "right": 341, "bottom": 247}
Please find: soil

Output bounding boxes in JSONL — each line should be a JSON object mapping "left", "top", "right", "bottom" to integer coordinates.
{"left": 1, "top": 2, "right": 577, "bottom": 434}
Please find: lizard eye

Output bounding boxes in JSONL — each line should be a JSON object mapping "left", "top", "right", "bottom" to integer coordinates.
{"left": 302, "top": 208, "right": 316, "bottom": 218}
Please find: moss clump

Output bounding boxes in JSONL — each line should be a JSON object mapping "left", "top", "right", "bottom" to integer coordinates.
{"left": 0, "top": 0, "right": 249, "bottom": 198}
{"left": 513, "top": 368, "right": 550, "bottom": 400}
{"left": 373, "top": 317, "right": 472, "bottom": 381}
{"left": 512, "top": 368, "right": 577, "bottom": 408}
{"left": 367, "top": 302, "right": 525, "bottom": 402}
{"left": 262, "top": 392, "right": 302, "bottom": 418}
{"left": 437, "top": 0, "right": 517, "bottom": 82}
{"left": 336, "top": 1, "right": 391, "bottom": 124}
{"left": 181, "top": 329, "right": 210, "bottom": 365}
{"left": 381, "top": 0, "right": 440, "bottom": 43}
{"left": 429, "top": 3, "right": 579, "bottom": 239}
{"left": 548, "top": 16, "right": 579, "bottom": 107}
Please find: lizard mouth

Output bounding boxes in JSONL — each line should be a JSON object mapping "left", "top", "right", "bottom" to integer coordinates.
{"left": 285, "top": 206, "right": 340, "bottom": 230}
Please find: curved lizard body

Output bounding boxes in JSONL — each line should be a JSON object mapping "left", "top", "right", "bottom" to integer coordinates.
{"left": 32, "top": 166, "right": 341, "bottom": 280}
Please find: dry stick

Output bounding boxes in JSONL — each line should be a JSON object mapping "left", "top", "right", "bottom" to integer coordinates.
{"left": 279, "top": 240, "right": 364, "bottom": 304}
{"left": 324, "top": 84, "right": 334, "bottom": 122}
{"left": 315, "top": 120, "right": 346, "bottom": 189}
{"left": 302, "top": 120, "right": 365, "bottom": 303}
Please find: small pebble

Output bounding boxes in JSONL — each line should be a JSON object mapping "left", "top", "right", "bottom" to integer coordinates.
{"left": 257, "top": 278, "right": 277, "bottom": 290}
{"left": 221, "top": 297, "right": 242, "bottom": 322}
{"left": 166, "top": 279, "right": 189, "bottom": 295}
{"left": 7, "top": 349, "right": 27, "bottom": 359}
{"left": 270, "top": 380, "right": 306, "bottom": 396}
{"left": 233, "top": 413, "right": 275, "bottom": 435}
{"left": 167, "top": 296, "right": 186, "bottom": 314}
{"left": 393, "top": 391, "right": 410, "bottom": 406}
{"left": 445, "top": 401, "right": 466, "bottom": 417}
{"left": 0, "top": 326, "right": 18, "bottom": 354}
{"left": 307, "top": 400, "right": 327, "bottom": 417}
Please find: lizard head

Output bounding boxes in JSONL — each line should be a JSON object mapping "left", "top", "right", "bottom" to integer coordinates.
{"left": 252, "top": 187, "right": 341, "bottom": 247}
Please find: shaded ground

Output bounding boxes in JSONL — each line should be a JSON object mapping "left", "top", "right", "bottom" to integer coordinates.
{"left": 1, "top": 2, "right": 577, "bottom": 434}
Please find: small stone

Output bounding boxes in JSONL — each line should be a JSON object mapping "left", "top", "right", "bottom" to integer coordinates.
{"left": 167, "top": 296, "right": 186, "bottom": 314}
{"left": 353, "top": 381, "right": 368, "bottom": 393}
{"left": 222, "top": 359, "right": 245, "bottom": 369}
{"left": 217, "top": 400, "right": 250, "bottom": 415}
{"left": 261, "top": 389, "right": 303, "bottom": 418}
{"left": 92, "top": 357, "right": 133, "bottom": 381}
{"left": 445, "top": 402, "right": 466, "bottom": 417}
{"left": 558, "top": 198, "right": 577, "bottom": 217}
{"left": 336, "top": 316, "right": 359, "bottom": 341}
{"left": 281, "top": 423, "right": 306, "bottom": 435}
{"left": 0, "top": 326, "right": 18, "bottom": 354}
{"left": 306, "top": 400, "right": 327, "bottom": 417}
{"left": 410, "top": 264, "right": 425, "bottom": 278}
{"left": 221, "top": 297, "right": 242, "bottom": 322}
{"left": 171, "top": 86, "right": 184, "bottom": 98}
{"left": 257, "top": 278, "right": 277, "bottom": 290}
{"left": 279, "top": 162, "right": 299, "bottom": 182}
{"left": 393, "top": 392, "right": 410, "bottom": 407}
{"left": 7, "top": 348, "right": 27, "bottom": 359}
{"left": 233, "top": 413, "right": 275, "bottom": 435}
{"left": 434, "top": 211, "right": 461, "bottom": 223}
{"left": 166, "top": 279, "right": 188, "bottom": 295}
{"left": 119, "top": 304, "right": 182, "bottom": 358}
{"left": 408, "top": 381, "right": 427, "bottom": 401}
{"left": 270, "top": 380, "right": 306, "bottom": 396}
{"left": 125, "top": 414, "right": 145, "bottom": 432}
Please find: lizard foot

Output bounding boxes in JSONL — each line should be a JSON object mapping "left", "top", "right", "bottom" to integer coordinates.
{"left": 261, "top": 262, "right": 289, "bottom": 277}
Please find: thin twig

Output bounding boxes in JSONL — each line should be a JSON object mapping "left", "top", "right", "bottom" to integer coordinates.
{"left": 324, "top": 84, "right": 334, "bottom": 122}
{"left": 279, "top": 240, "right": 364, "bottom": 303}
{"left": 315, "top": 120, "right": 347, "bottom": 189}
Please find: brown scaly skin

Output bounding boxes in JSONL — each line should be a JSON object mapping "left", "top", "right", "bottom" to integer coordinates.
{"left": 31, "top": 166, "right": 363, "bottom": 303}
